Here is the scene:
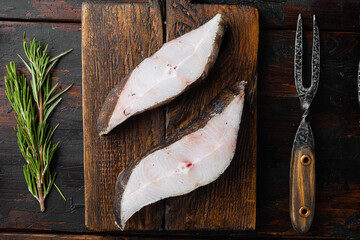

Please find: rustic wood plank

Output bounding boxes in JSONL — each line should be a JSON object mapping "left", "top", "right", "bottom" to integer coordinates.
{"left": 0, "top": 0, "right": 360, "bottom": 31}
{"left": 257, "top": 30, "right": 360, "bottom": 237}
{"left": 0, "top": 231, "right": 356, "bottom": 239}
{"left": 164, "top": 0, "right": 258, "bottom": 230}
{"left": 0, "top": 21, "right": 83, "bottom": 232}
{"left": 82, "top": 1, "right": 165, "bottom": 231}
{"left": 0, "top": 8, "right": 359, "bottom": 238}
{"left": 0, "top": 0, "right": 148, "bottom": 22}
{"left": 192, "top": 0, "right": 360, "bottom": 31}
{"left": 0, "top": 0, "right": 82, "bottom": 21}
{"left": 0, "top": 232, "right": 115, "bottom": 240}
{"left": 0, "top": 232, "right": 215, "bottom": 240}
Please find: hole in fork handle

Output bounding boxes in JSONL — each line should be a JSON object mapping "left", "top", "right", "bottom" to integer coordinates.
{"left": 299, "top": 206, "right": 310, "bottom": 217}
{"left": 300, "top": 154, "right": 311, "bottom": 166}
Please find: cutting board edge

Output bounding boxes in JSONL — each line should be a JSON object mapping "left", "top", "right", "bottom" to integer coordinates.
{"left": 82, "top": 0, "right": 259, "bottom": 231}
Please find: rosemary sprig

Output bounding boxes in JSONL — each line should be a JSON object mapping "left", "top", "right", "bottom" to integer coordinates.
{"left": 4, "top": 34, "right": 72, "bottom": 212}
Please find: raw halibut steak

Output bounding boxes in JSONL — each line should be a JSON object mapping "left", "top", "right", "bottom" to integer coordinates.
{"left": 114, "top": 81, "right": 246, "bottom": 230}
{"left": 97, "top": 14, "right": 225, "bottom": 135}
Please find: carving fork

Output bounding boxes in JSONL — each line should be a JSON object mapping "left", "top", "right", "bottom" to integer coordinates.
{"left": 290, "top": 14, "right": 320, "bottom": 234}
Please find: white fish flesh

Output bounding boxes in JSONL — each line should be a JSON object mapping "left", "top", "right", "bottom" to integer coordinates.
{"left": 114, "top": 81, "right": 246, "bottom": 230}
{"left": 97, "top": 14, "right": 225, "bottom": 135}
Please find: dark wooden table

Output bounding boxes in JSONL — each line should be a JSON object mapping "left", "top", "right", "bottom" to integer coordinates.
{"left": 0, "top": 0, "right": 359, "bottom": 239}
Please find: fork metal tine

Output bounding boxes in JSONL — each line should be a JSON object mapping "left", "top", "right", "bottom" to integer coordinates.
{"left": 311, "top": 15, "right": 320, "bottom": 98}
{"left": 294, "top": 14, "right": 304, "bottom": 96}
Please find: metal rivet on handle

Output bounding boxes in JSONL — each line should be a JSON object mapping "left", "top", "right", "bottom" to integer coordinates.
{"left": 300, "top": 155, "right": 311, "bottom": 166}
{"left": 299, "top": 206, "right": 310, "bottom": 217}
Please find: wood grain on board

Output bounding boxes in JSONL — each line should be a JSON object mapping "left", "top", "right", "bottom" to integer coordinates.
{"left": 164, "top": 0, "right": 258, "bottom": 230}
{"left": 82, "top": 1, "right": 164, "bottom": 231}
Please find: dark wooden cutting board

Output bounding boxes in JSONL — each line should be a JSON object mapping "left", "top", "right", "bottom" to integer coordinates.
{"left": 82, "top": 0, "right": 258, "bottom": 231}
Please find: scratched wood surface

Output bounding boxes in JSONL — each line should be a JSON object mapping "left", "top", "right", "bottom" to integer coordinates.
{"left": 0, "top": 0, "right": 359, "bottom": 238}
{"left": 164, "top": 0, "right": 258, "bottom": 230}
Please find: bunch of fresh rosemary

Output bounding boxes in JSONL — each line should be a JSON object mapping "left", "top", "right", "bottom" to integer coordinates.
{"left": 4, "top": 34, "right": 72, "bottom": 212}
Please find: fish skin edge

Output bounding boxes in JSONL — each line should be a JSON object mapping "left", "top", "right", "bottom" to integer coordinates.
{"left": 113, "top": 80, "right": 246, "bottom": 230}
{"left": 97, "top": 14, "right": 225, "bottom": 136}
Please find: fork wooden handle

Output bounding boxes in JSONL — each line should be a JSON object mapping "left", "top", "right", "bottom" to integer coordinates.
{"left": 290, "top": 144, "right": 315, "bottom": 233}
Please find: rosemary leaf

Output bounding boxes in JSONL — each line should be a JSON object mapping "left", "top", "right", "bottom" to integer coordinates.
{"left": 4, "top": 33, "right": 72, "bottom": 212}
